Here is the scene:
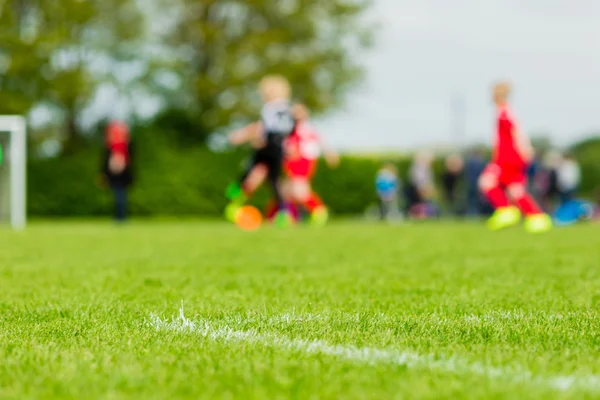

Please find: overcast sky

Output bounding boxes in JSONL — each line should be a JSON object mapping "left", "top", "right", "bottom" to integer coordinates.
{"left": 318, "top": 0, "right": 600, "bottom": 151}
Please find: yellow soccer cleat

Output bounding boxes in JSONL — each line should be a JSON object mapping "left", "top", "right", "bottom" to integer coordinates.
{"left": 274, "top": 210, "right": 294, "bottom": 228}
{"left": 224, "top": 202, "right": 241, "bottom": 222}
{"left": 524, "top": 213, "right": 553, "bottom": 234}
{"left": 487, "top": 206, "right": 521, "bottom": 231}
{"left": 310, "top": 206, "right": 329, "bottom": 226}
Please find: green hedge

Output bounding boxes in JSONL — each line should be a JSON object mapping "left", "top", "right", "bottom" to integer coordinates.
{"left": 28, "top": 133, "right": 412, "bottom": 216}
{"left": 571, "top": 137, "right": 600, "bottom": 196}
{"left": 27, "top": 132, "right": 600, "bottom": 217}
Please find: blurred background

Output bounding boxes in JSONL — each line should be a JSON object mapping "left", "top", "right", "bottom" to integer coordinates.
{"left": 0, "top": 0, "right": 598, "bottom": 221}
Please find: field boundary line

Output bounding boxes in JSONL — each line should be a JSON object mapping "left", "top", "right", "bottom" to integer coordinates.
{"left": 148, "top": 305, "right": 600, "bottom": 392}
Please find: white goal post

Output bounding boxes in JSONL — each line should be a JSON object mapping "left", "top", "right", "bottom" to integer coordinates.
{"left": 0, "top": 116, "right": 26, "bottom": 229}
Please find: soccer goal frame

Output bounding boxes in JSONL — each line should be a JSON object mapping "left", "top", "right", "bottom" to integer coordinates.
{"left": 0, "top": 116, "right": 26, "bottom": 229}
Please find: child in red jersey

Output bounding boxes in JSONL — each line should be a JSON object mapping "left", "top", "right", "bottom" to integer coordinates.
{"left": 101, "top": 121, "right": 133, "bottom": 222}
{"left": 478, "top": 82, "right": 552, "bottom": 233}
{"left": 264, "top": 104, "right": 339, "bottom": 225}
{"left": 285, "top": 104, "right": 338, "bottom": 224}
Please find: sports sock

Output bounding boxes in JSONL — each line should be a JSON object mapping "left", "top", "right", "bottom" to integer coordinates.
{"left": 264, "top": 199, "right": 278, "bottom": 220}
{"left": 483, "top": 187, "right": 510, "bottom": 209}
{"left": 515, "top": 193, "right": 542, "bottom": 216}
{"left": 304, "top": 192, "right": 324, "bottom": 212}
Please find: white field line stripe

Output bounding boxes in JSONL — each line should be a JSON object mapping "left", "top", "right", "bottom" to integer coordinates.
{"left": 148, "top": 306, "right": 600, "bottom": 392}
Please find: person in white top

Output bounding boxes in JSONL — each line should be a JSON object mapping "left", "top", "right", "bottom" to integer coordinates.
{"left": 556, "top": 152, "right": 581, "bottom": 204}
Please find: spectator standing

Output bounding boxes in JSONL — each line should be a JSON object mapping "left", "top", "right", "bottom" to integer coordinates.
{"left": 375, "top": 164, "right": 400, "bottom": 221}
{"left": 539, "top": 150, "right": 561, "bottom": 213}
{"left": 464, "top": 147, "right": 487, "bottom": 217}
{"left": 557, "top": 152, "right": 581, "bottom": 204}
{"left": 405, "top": 151, "right": 437, "bottom": 218}
{"left": 101, "top": 121, "right": 134, "bottom": 222}
{"left": 441, "top": 153, "right": 464, "bottom": 216}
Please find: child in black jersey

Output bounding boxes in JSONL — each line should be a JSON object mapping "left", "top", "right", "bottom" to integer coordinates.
{"left": 225, "top": 75, "right": 295, "bottom": 227}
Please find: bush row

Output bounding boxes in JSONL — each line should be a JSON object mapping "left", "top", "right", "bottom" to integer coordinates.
{"left": 28, "top": 134, "right": 398, "bottom": 216}
{"left": 27, "top": 132, "right": 600, "bottom": 217}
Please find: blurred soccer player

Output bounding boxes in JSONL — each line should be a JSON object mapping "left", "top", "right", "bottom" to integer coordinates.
{"left": 265, "top": 104, "right": 339, "bottom": 225}
{"left": 479, "top": 82, "right": 552, "bottom": 233}
{"left": 101, "top": 121, "right": 133, "bottom": 222}
{"left": 225, "top": 75, "right": 296, "bottom": 227}
{"left": 375, "top": 163, "right": 400, "bottom": 221}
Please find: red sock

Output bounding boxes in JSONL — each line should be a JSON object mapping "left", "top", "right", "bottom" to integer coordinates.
{"left": 288, "top": 203, "right": 300, "bottom": 221}
{"left": 515, "top": 194, "right": 542, "bottom": 216}
{"left": 264, "top": 199, "right": 278, "bottom": 219}
{"left": 304, "top": 192, "right": 324, "bottom": 212}
{"left": 483, "top": 187, "right": 510, "bottom": 209}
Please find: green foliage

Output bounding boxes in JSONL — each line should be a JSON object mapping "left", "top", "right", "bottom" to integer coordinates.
{"left": 160, "top": 0, "right": 374, "bottom": 140}
{"left": 314, "top": 157, "right": 385, "bottom": 213}
{"left": 1, "top": 0, "right": 374, "bottom": 154}
{"left": 28, "top": 133, "right": 600, "bottom": 218}
{"left": 0, "top": 0, "right": 144, "bottom": 146}
{"left": 28, "top": 130, "right": 395, "bottom": 217}
{"left": 570, "top": 135, "right": 600, "bottom": 194}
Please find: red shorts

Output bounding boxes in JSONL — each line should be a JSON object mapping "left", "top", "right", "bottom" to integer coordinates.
{"left": 483, "top": 163, "right": 526, "bottom": 187}
{"left": 284, "top": 158, "right": 317, "bottom": 179}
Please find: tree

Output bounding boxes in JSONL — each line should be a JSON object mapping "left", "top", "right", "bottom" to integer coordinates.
{"left": 159, "top": 0, "right": 374, "bottom": 142}
{"left": 0, "top": 0, "right": 144, "bottom": 150}
{"left": 0, "top": 0, "right": 49, "bottom": 115}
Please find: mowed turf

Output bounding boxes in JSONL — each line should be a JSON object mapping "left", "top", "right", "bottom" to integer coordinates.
{"left": 1, "top": 220, "right": 600, "bottom": 399}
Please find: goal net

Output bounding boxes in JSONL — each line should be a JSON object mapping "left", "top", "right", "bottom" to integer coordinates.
{"left": 0, "top": 116, "right": 26, "bottom": 229}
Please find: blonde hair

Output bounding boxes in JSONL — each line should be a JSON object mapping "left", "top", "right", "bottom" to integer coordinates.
{"left": 445, "top": 153, "right": 463, "bottom": 173}
{"left": 259, "top": 75, "right": 291, "bottom": 102}
{"left": 415, "top": 150, "right": 434, "bottom": 165}
{"left": 291, "top": 103, "right": 310, "bottom": 121}
{"left": 493, "top": 81, "right": 512, "bottom": 103}
{"left": 382, "top": 163, "right": 397, "bottom": 175}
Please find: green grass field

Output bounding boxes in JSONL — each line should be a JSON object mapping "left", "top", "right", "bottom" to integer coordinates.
{"left": 1, "top": 220, "right": 600, "bottom": 399}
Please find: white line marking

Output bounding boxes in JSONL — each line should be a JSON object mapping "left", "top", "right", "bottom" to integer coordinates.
{"left": 148, "top": 305, "right": 600, "bottom": 392}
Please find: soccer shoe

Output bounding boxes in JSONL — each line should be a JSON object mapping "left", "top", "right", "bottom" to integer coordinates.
{"left": 486, "top": 206, "right": 521, "bottom": 231}
{"left": 310, "top": 206, "right": 329, "bottom": 226}
{"left": 524, "top": 213, "right": 553, "bottom": 234}
{"left": 224, "top": 202, "right": 241, "bottom": 222}
{"left": 225, "top": 183, "right": 246, "bottom": 202}
{"left": 274, "top": 210, "right": 294, "bottom": 228}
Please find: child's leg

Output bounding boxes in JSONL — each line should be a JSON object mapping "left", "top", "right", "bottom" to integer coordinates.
{"left": 266, "top": 158, "right": 295, "bottom": 227}
{"left": 264, "top": 198, "right": 279, "bottom": 220}
{"left": 507, "top": 181, "right": 552, "bottom": 233}
{"left": 243, "top": 164, "right": 268, "bottom": 195}
{"left": 266, "top": 156, "right": 285, "bottom": 210}
{"left": 479, "top": 164, "right": 510, "bottom": 209}
{"left": 289, "top": 178, "right": 326, "bottom": 216}
{"left": 228, "top": 163, "right": 267, "bottom": 201}
{"left": 288, "top": 179, "right": 316, "bottom": 209}
{"left": 225, "top": 160, "right": 268, "bottom": 222}
{"left": 479, "top": 164, "right": 521, "bottom": 230}
{"left": 291, "top": 180, "right": 328, "bottom": 225}
{"left": 507, "top": 183, "right": 542, "bottom": 216}
{"left": 228, "top": 159, "right": 253, "bottom": 201}
{"left": 265, "top": 179, "right": 296, "bottom": 221}
{"left": 305, "top": 191, "right": 324, "bottom": 212}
